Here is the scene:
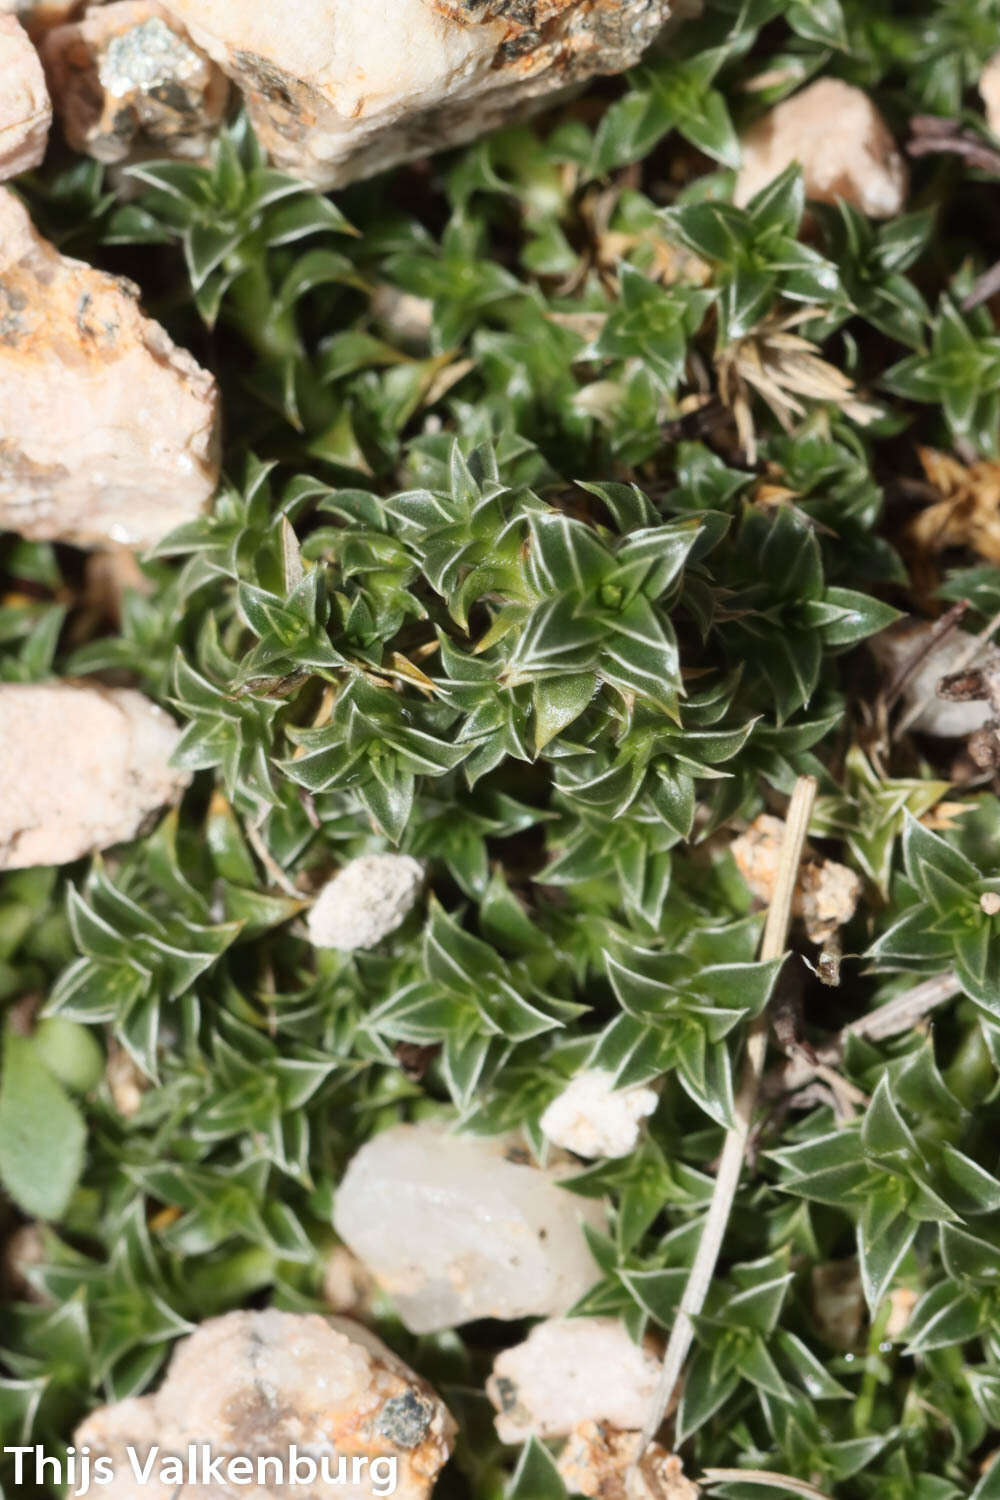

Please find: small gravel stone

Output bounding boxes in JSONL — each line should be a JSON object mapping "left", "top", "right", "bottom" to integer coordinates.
{"left": 982, "top": 51, "right": 1000, "bottom": 137}
{"left": 155, "top": 0, "right": 672, "bottom": 188}
{"left": 44, "top": 0, "right": 229, "bottom": 163}
{"left": 0, "top": 13, "right": 51, "bottom": 178}
{"left": 735, "top": 78, "right": 907, "bottom": 219}
{"left": 540, "top": 1067, "right": 658, "bottom": 1159}
{"left": 871, "top": 621, "right": 994, "bottom": 738}
{"left": 74, "top": 1308, "right": 456, "bottom": 1500}
{"left": 487, "top": 1317, "right": 662, "bottom": 1443}
{"left": 732, "top": 813, "right": 861, "bottom": 945}
{"left": 0, "top": 187, "right": 220, "bottom": 549}
{"left": 557, "top": 1422, "right": 700, "bottom": 1500}
{"left": 0, "top": 681, "right": 189, "bottom": 869}
{"left": 307, "top": 854, "right": 426, "bottom": 950}
{"left": 333, "top": 1123, "right": 606, "bottom": 1333}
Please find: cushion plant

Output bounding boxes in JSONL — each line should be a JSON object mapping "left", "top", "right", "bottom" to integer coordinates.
{"left": 5, "top": 3, "right": 1000, "bottom": 1498}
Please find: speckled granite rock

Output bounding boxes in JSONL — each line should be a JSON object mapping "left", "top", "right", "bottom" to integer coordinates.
{"left": 735, "top": 78, "right": 907, "bottom": 219}
{"left": 0, "top": 681, "right": 189, "bottom": 869}
{"left": 74, "top": 1309, "right": 455, "bottom": 1500}
{"left": 43, "top": 0, "right": 229, "bottom": 162}
{"left": 155, "top": 0, "right": 672, "bottom": 187}
{"left": 0, "top": 187, "right": 220, "bottom": 548}
{"left": 333, "top": 1123, "right": 606, "bottom": 1333}
{"left": 0, "top": 13, "right": 51, "bottom": 177}
{"left": 540, "top": 1067, "right": 658, "bottom": 1159}
{"left": 307, "top": 855, "right": 426, "bottom": 951}
{"left": 487, "top": 1317, "right": 662, "bottom": 1442}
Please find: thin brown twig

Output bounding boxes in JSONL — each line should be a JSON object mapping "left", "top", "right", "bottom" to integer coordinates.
{"left": 883, "top": 599, "right": 967, "bottom": 714}
{"left": 906, "top": 118, "right": 1000, "bottom": 174}
{"left": 962, "top": 258, "right": 1000, "bottom": 312}
{"left": 244, "top": 817, "right": 302, "bottom": 899}
{"left": 843, "top": 970, "right": 962, "bottom": 1042}
{"left": 627, "top": 777, "right": 818, "bottom": 1484}
{"left": 701, "top": 1469, "right": 836, "bottom": 1500}
{"left": 894, "top": 605, "right": 1000, "bottom": 740}
{"left": 765, "top": 970, "right": 962, "bottom": 1097}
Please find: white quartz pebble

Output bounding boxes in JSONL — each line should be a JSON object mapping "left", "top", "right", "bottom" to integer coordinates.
{"left": 333, "top": 1123, "right": 606, "bottom": 1333}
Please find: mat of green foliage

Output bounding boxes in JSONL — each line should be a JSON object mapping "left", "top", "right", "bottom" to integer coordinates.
{"left": 6, "top": 1, "right": 1000, "bottom": 1497}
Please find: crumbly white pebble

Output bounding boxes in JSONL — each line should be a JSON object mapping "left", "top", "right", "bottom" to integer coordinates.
{"left": 487, "top": 1317, "right": 662, "bottom": 1443}
{"left": 333, "top": 1123, "right": 606, "bottom": 1333}
{"left": 540, "top": 1067, "right": 658, "bottom": 1159}
{"left": 306, "top": 854, "right": 426, "bottom": 950}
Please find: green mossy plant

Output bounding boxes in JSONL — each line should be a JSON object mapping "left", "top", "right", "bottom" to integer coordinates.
{"left": 6, "top": 1, "right": 1000, "bottom": 1497}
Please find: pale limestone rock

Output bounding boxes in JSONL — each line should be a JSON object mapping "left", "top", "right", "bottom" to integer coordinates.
{"left": 557, "top": 1423, "right": 699, "bottom": 1500}
{"left": 735, "top": 78, "right": 907, "bottom": 219}
{"left": 732, "top": 813, "right": 861, "bottom": 945}
{"left": 0, "top": 681, "right": 189, "bottom": 869}
{"left": 44, "top": 1, "right": 229, "bottom": 163}
{"left": 75, "top": 1309, "right": 455, "bottom": 1500}
{"left": 871, "top": 621, "right": 994, "bottom": 738}
{"left": 307, "top": 854, "right": 425, "bottom": 951}
{"left": 155, "top": 0, "right": 672, "bottom": 188}
{"left": 487, "top": 1317, "right": 661, "bottom": 1443}
{"left": 0, "top": 14, "right": 51, "bottom": 177}
{"left": 0, "top": 187, "right": 220, "bottom": 548}
{"left": 982, "top": 52, "right": 1000, "bottom": 137}
{"left": 540, "top": 1067, "right": 658, "bottom": 1159}
{"left": 333, "top": 1123, "right": 605, "bottom": 1333}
